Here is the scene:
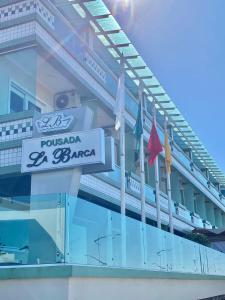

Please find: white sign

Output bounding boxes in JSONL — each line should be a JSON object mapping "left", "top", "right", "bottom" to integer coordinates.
{"left": 21, "top": 128, "right": 105, "bottom": 173}
{"left": 35, "top": 112, "right": 74, "bottom": 133}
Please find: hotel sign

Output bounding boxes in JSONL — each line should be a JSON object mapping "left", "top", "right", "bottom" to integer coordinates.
{"left": 21, "top": 128, "right": 105, "bottom": 173}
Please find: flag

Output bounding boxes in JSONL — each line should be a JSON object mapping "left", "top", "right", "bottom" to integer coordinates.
{"left": 134, "top": 102, "right": 143, "bottom": 153}
{"left": 164, "top": 129, "right": 172, "bottom": 174}
{"left": 134, "top": 82, "right": 144, "bottom": 162}
{"left": 114, "top": 58, "right": 125, "bottom": 131}
{"left": 147, "top": 123, "right": 163, "bottom": 166}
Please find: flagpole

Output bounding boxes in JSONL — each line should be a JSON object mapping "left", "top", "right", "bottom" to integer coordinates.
{"left": 114, "top": 56, "right": 126, "bottom": 215}
{"left": 164, "top": 117, "right": 174, "bottom": 233}
{"left": 115, "top": 56, "right": 126, "bottom": 266}
{"left": 120, "top": 112, "right": 126, "bottom": 266}
{"left": 139, "top": 83, "right": 146, "bottom": 223}
{"left": 120, "top": 112, "right": 126, "bottom": 215}
{"left": 119, "top": 57, "right": 126, "bottom": 216}
{"left": 153, "top": 100, "right": 161, "bottom": 229}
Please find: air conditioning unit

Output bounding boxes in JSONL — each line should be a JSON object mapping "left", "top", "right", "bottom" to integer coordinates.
{"left": 54, "top": 90, "right": 79, "bottom": 110}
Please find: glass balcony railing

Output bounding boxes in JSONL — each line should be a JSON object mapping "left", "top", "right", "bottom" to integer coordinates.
{"left": 1, "top": 193, "right": 225, "bottom": 276}
{"left": 0, "top": 194, "right": 65, "bottom": 265}
{"left": 66, "top": 195, "right": 225, "bottom": 275}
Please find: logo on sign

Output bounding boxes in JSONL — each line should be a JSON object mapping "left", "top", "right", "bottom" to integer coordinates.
{"left": 36, "top": 113, "right": 74, "bottom": 134}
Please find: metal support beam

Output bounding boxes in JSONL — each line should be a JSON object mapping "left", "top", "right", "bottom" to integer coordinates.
{"left": 97, "top": 29, "right": 121, "bottom": 35}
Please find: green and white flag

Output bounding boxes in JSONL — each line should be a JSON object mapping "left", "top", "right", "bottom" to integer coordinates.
{"left": 134, "top": 102, "right": 143, "bottom": 151}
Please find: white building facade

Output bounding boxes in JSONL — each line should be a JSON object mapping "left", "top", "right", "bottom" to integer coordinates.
{"left": 0, "top": 1, "right": 225, "bottom": 299}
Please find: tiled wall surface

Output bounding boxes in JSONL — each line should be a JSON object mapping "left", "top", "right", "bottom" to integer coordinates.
{"left": 0, "top": 21, "right": 36, "bottom": 44}
{"left": 0, "top": 118, "right": 33, "bottom": 142}
{"left": 0, "top": 147, "right": 22, "bottom": 167}
{"left": 0, "top": 0, "right": 55, "bottom": 29}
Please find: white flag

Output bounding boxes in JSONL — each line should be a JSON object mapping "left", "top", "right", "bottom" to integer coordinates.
{"left": 114, "top": 58, "right": 125, "bottom": 131}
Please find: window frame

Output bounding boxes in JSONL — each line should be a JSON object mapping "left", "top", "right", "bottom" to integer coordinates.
{"left": 9, "top": 81, "right": 47, "bottom": 114}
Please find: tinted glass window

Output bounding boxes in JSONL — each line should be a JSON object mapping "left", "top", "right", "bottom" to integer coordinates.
{"left": 10, "top": 91, "right": 24, "bottom": 113}
{"left": 28, "top": 101, "right": 41, "bottom": 113}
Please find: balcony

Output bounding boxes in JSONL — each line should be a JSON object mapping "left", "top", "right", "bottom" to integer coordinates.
{"left": 0, "top": 111, "right": 221, "bottom": 228}
{"left": 101, "top": 168, "right": 204, "bottom": 228}
{"left": 0, "top": 106, "right": 214, "bottom": 227}
{"left": 0, "top": 193, "right": 225, "bottom": 276}
{"left": 1, "top": 109, "right": 221, "bottom": 208}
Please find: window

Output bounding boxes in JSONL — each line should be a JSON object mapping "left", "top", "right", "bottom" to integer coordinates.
{"left": 10, "top": 83, "right": 45, "bottom": 114}
{"left": 10, "top": 90, "right": 24, "bottom": 113}
{"left": 28, "top": 101, "right": 41, "bottom": 113}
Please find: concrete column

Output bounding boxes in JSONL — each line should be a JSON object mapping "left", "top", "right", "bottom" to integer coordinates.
{"left": 220, "top": 212, "right": 223, "bottom": 228}
{"left": 214, "top": 208, "right": 223, "bottom": 228}
{"left": 184, "top": 184, "right": 195, "bottom": 213}
{"left": 195, "top": 194, "right": 207, "bottom": 219}
{"left": 0, "top": 69, "right": 9, "bottom": 115}
{"left": 171, "top": 171, "right": 182, "bottom": 204}
{"left": 205, "top": 201, "right": 216, "bottom": 227}
{"left": 222, "top": 213, "right": 225, "bottom": 227}
{"left": 220, "top": 212, "right": 225, "bottom": 228}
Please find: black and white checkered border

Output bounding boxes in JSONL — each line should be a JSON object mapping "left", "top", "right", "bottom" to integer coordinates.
{"left": 0, "top": 0, "right": 55, "bottom": 30}
{"left": 36, "top": 0, "right": 55, "bottom": 29}
{"left": 0, "top": 118, "right": 33, "bottom": 141}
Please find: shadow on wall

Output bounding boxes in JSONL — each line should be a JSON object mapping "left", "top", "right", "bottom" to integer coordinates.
{"left": 199, "top": 295, "right": 225, "bottom": 300}
{"left": 0, "top": 175, "right": 31, "bottom": 198}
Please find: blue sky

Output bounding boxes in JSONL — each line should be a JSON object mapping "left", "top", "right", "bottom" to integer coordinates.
{"left": 105, "top": 0, "right": 225, "bottom": 173}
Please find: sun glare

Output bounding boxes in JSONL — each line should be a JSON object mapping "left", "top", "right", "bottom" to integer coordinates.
{"left": 122, "top": 0, "right": 131, "bottom": 9}
{"left": 111, "top": 0, "right": 135, "bottom": 28}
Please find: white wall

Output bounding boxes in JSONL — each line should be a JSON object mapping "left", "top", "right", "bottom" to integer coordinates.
{"left": 68, "top": 277, "right": 225, "bottom": 300}
{"left": 1, "top": 276, "right": 225, "bottom": 300}
{"left": 0, "top": 278, "right": 68, "bottom": 300}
